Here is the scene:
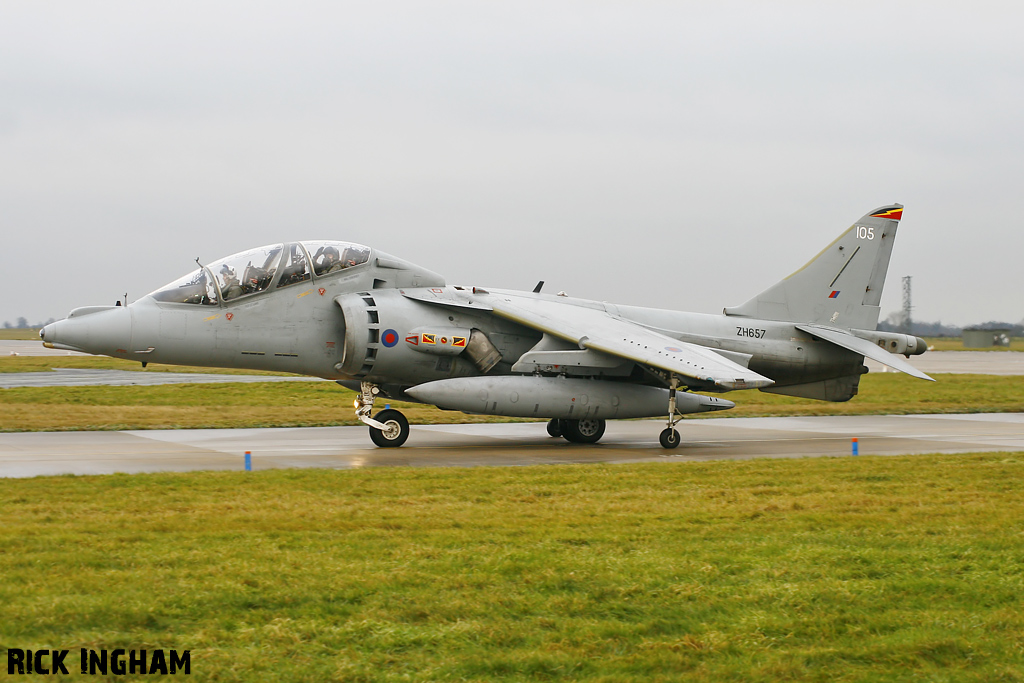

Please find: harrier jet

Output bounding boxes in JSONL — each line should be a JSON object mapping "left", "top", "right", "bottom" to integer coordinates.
{"left": 41, "top": 204, "right": 930, "bottom": 448}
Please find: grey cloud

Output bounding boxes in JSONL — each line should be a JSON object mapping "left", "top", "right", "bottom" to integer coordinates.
{"left": 2, "top": 2, "right": 1022, "bottom": 326}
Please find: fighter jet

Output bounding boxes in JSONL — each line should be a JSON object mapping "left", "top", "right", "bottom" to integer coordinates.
{"left": 41, "top": 205, "right": 930, "bottom": 448}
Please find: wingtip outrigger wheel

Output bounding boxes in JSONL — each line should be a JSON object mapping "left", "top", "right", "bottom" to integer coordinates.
{"left": 661, "top": 375, "right": 684, "bottom": 449}
{"left": 356, "top": 381, "right": 410, "bottom": 448}
{"left": 659, "top": 428, "right": 681, "bottom": 449}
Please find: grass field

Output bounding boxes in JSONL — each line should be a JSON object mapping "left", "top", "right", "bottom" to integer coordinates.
{"left": 2, "top": 454, "right": 1023, "bottom": 682}
{"left": 0, "top": 354, "right": 293, "bottom": 375}
{"left": 0, "top": 327, "right": 44, "bottom": 340}
{"left": 1, "top": 372, "right": 1023, "bottom": 432}
{"left": 924, "top": 337, "right": 1024, "bottom": 352}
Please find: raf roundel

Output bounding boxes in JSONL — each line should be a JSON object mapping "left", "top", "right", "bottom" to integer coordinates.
{"left": 381, "top": 329, "right": 399, "bottom": 348}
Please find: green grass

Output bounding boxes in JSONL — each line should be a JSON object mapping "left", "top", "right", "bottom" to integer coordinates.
{"left": 2, "top": 454, "right": 1023, "bottom": 681}
{"left": 0, "top": 355, "right": 293, "bottom": 375}
{"left": 0, "top": 327, "right": 41, "bottom": 340}
{"left": 924, "top": 337, "right": 1024, "bottom": 351}
{"left": 1, "top": 372, "right": 1022, "bottom": 432}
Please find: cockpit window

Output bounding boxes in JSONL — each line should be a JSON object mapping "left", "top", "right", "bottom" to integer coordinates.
{"left": 150, "top": 268, "right": 219, "bottom": 305}
{"left": 304, "top": 241, "right": 370, "bottom": 276}
{"left": 150, "top": 241, "right": 370, "bottom": 306}
{"left": 276, "top": 243, "right": 311, "bottom": 288}
{"left": 209, "top": 244, "right": 283, "bottom": 301}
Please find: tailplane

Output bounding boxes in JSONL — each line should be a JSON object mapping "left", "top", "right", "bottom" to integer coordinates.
{"left": 725, "top": 204, "right": 904, "bottom": 330}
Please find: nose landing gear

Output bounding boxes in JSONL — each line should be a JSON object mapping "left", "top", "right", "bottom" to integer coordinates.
{"left": 356, "top": 381, "right": 410, "bottom": 448}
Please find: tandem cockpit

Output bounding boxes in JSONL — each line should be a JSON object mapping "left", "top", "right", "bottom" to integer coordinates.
{"left": 149, "top": 241, "right": 371, "bottom": 305}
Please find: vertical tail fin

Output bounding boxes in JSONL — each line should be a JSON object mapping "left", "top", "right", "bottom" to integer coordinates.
{"left": 724, "top": 204, "right": 903, "bottom": 330}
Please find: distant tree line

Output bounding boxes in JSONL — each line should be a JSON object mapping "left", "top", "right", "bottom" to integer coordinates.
{"left": 2, "top": 317, "right": 56, "bottom": 329}
{"left": 962, "top": 321, "right": 1024, "bottom": 335}
{"left": 878, "top": 316, "right": 1024, "bottom": 337}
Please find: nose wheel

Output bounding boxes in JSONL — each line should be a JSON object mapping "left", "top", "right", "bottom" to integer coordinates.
{"left": 356, "top": 381, "right": 410, "bottom": 448}
{"left": 368, "top": 409, "right": 410, "bottom": 448}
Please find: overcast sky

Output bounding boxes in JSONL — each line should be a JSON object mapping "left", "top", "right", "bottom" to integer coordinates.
{"left": 2, "top": 2, "right": 1022, "bottom": 327}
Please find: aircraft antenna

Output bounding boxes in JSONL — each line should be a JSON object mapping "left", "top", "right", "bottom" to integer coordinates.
{"left": 901, "top": 276, "right": 913, "bottom": 335}
{"left": 195, "top": 257, "right": 204, "bottom": 268}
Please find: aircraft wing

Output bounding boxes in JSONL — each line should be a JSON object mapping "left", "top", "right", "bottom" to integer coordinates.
{"left": 477, "top": 291, "right": 774, "bottom": 391}
{"left": 795, "top": 324, "right": 935, "bottom": 381}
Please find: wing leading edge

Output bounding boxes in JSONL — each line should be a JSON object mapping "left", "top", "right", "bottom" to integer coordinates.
{"left": 478, "top": 291, "right": 773, "bottom": 391}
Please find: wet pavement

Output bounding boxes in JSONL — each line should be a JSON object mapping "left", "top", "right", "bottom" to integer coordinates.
{"left": 2, "top": 413, "right": 1022, "bottom": 478}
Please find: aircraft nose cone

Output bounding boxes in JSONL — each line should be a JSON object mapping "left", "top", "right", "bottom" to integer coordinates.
{"left": 42, "top": 307, "right": 132, "bottom": 355}
{"left": 40, "top": 318, "right": 82, "bottom": 351}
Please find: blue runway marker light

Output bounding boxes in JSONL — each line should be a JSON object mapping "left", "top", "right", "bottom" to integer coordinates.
{"left": 851, "top": 438, "right": 859, "bottom": 456}
{"left": 244, "top": 451, "right": 252, "bottom": 471}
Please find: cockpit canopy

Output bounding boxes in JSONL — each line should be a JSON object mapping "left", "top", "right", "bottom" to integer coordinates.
{"left": 150, "top": 241, "right": 371, "bottom": 305}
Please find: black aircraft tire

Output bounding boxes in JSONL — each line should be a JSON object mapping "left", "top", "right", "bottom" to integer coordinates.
{"left": 369, "top": 409, "right": 410, "bottom": 448}
{"left": 546, "top": 419, "right": 563, "bottom": 438}
{"left": 659, "top": 428, "right": 681, "bottom": 449}
{"left": 563, "top": 418, "right": 606, "bottom": 444}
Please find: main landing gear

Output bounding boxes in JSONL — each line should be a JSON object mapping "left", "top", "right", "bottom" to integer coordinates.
{"left": 546, "top": 418, "right": 607, "bottom": 444}
{"left": 547, "top": 378, "right": 685, "bottom": 449}
{"left": 356, "top": 381, "right": 410, "bottom": 448}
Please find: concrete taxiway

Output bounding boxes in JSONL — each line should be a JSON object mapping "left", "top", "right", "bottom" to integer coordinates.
{"left": 1, "top": 413, "right": 1022, "bottom": 478}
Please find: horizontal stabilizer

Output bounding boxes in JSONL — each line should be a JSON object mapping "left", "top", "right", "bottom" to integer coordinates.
{"left": 795, "top": 324, "right": 934, "bottom": 381}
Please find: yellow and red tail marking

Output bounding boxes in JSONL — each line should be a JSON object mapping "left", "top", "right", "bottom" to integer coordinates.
{"left": 871, "top": 207, "right": 903, "bottom": 220}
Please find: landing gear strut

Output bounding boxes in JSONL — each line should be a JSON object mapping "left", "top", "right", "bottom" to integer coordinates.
{"left": 660, "top": 376, "right": 683, "bottom": 449}
{"left": 356, "top": 381, "right": 410, "bottom": 448}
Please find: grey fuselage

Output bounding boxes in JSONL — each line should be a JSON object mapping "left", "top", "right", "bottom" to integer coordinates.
{"left": 42, "top": 245, "right": 888, "bottom": 404}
